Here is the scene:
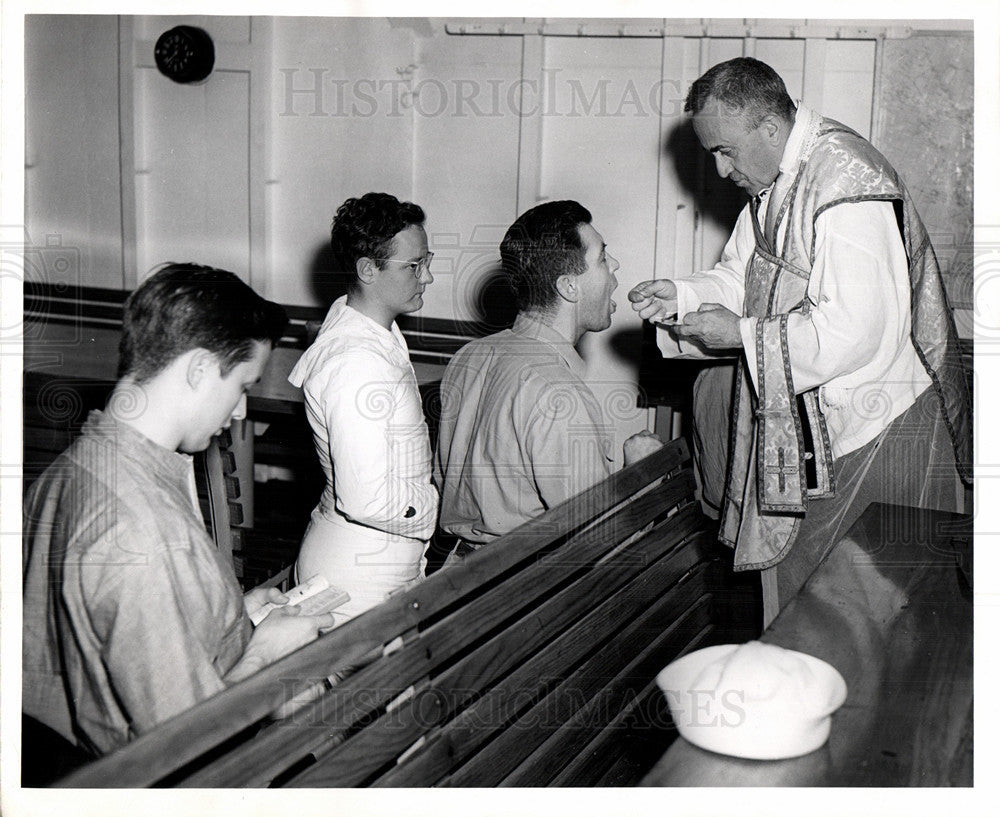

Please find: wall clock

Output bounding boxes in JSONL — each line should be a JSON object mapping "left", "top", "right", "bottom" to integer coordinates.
{"left": 154, "top": 25, "right": 215, "bottom": 84}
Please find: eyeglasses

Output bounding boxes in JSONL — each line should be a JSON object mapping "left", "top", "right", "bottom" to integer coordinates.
{"left": 373, "top": 252, "right": 434, "bottom": 279}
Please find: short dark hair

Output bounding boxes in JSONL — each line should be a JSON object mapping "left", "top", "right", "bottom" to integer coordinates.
{"left": 330, "top": 192, "right": 426, "bottom": 276}
{"left": 118, "top": 263, "right": 287, "bottom": 383}
{"left": 684, "top": 57, "right": 796, "bottom": 128}
{"left": 499, "top": 200, "right": 592, "bottom": 314}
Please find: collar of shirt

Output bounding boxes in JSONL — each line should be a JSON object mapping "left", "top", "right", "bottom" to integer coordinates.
{"left": 754, "top": 104, "right": 813, "bottom": 222}
{"left": 290, "top": 295, "right": 410, "bottom": 387}
{"left": 756, "top": 104, "right": 814, "bottom": 206}
{"left": 511, "top": 312, "right": 588, "bottom": 380}
{"left": 754, "top": 189, "right": 770, "bottom": 215}
{"left": 778, "top": 103, "right": 813, "bottom": 177}
{"left": 81, "top": 409, "right": 195, "bottom": 494}
{"left": 322, "top": 295, "right": 407, "bottom": 349}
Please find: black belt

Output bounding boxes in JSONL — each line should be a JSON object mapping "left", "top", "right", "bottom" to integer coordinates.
{"left": 453, "top": 540, "right": 483, "bottom": 559}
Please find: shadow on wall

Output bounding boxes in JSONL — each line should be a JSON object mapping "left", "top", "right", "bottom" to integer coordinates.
{"left": 584, "top": 122, "right": 745, "bottom": 375}
{"left": 308, "top": 240, "right": 352, "bottom": 307}
{"left": 606, "top": 327, "right": 644, "bottom": 367}
{"left": 466, "top": 262, "right": 518, "bottom": 332}
{"left": 664, "top": 118, "right": 746, "bottom": 233}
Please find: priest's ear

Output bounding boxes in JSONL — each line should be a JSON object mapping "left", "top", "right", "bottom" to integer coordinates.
{"left": 555, "top": 273, "right": 580, "bottom": 304}
{"left": 759, "top": 113, "right": 783, "bottom": 145}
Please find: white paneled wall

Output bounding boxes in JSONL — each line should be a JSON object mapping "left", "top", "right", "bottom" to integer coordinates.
{"left": 24, "top": 15, "right": 124, "bottom": 290}
{"left": 133, "top": 64, "right": 251, "bottom": 281}
{"left": 267, "top": 17, "right": 418, "bottom": 304}
{"left": 25, "top": 17, "right": 884, "bottom": 304}
{"left": 25, "top": 17, "right": 887, "bottom": 458}
{"left": 128, "top": 15, "right": 256, "bottom": 284}
{"left": 411, "top": 30, "right": 523, "bottom": 324}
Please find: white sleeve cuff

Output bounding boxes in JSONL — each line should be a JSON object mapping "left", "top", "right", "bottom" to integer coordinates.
{"left": 739, "top": 317, "right": 760, "bottom": 396}
{"left": 673, "top": 279, "right": 697, "bottom": 320}
{"left": 655, "top": 324, "right": 684, "bottom": 358}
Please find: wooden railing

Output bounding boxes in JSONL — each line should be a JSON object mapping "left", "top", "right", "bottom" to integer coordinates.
{"left": 58, "top": 439, "right": 760, "bottom": 787}
{"left": 23, "top": 281, "right": 495, "bottom": 365}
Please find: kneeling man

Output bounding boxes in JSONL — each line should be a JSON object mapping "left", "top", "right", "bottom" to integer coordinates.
{"left": 22, "top": 263, "right": 334, "bottom": 766}
{"left": 434, "top": 200, "right": 662, "bottom": 559}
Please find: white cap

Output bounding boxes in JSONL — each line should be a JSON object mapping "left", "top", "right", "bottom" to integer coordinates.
{"left": 656, "top": 641, "right": 847, "bottom": 760}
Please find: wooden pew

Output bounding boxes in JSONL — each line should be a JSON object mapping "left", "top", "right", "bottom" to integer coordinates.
{"left": 57, "top": 438, "right": 759, "bottom": 787}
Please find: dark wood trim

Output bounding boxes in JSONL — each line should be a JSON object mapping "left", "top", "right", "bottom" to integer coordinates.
{"left": 25, "top": 283, "right": 492, "bottom": 357}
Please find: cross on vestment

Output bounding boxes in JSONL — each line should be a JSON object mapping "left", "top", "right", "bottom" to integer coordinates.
{"left": 765, "top": 447, "right": 799, "bottom": 493}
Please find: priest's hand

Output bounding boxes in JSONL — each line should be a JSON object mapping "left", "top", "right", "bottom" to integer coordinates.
{"left": 673, "top": 303, "right": 742, "bottom": 350}
{"left": 628, "top": 279, "right": 678, "bottom": 324}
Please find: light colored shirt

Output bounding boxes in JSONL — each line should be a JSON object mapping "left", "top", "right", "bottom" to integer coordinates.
{"left": 289, "top": 296, "right": 437, "bottom": 541}
{"left": 434, "top": 313, "right": 614, "bottom": 544}
{"left": 288, "top": 297, "right": 436, "bottom": 618}
{"left": 662, "top": 105, "right": 930, "bottom": 458}
{"left": 22, "top": 410, "right": 251, "bottom": 755}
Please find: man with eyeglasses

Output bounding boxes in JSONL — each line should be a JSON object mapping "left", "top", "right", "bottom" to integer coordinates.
{"left": 289, "top": 192, "right": 438, "bottom": 623}
{"left": 629, "top": 58, "right": 971, "bottom": 625}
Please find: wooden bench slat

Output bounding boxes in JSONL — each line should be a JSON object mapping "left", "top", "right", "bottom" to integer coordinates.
{"left": 285, "top": 509, "right": 709, "bottom": 788}
{"left": 25, "top": 301, "right": 124, "bottom": 323}
{"left": 25, "top": 285, "right": 492, "bottom": 357}
{"left": 449, "top": 589, "right": 716, "bottom": 787}
{"left": 26, "top": 281, "right": 129, "bottom": 305}
{"left": 370, "top": 523, "right": 711, "bottom": 788}
{"left": 63, "top": 443, "right": 689, "bottom": 787}
{"left": 549, "top": 681, "right": 665, "bottom": 787}
{"left": 231, "top": 482, "right": 699, "bottom": 788}
{"left": 506, "top": 616, "right": 718, "bottom": 787}
{"left": 547, "top": 624, "right": 719, "bottom": 787}
{"left": 181, "top": 471, "right": 697, "bottom": 787}
{"left": 360, "top": 515, "right": 710, "bottom": 788}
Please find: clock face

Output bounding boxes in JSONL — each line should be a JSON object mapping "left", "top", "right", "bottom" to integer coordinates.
{"left": 156, "top": 32, "right": 192, "bottom": 74}
{"left": 154, "top": 26, "right": 215, "bottom": 84}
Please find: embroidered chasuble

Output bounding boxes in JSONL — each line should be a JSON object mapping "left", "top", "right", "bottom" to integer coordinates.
{"left": 720, "top": 108, "right": 971, "bottom": 571}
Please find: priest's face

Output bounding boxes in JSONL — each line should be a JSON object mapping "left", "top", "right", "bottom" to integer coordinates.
{"left": 692, "top": 98, "right": 784, "bottom": 196}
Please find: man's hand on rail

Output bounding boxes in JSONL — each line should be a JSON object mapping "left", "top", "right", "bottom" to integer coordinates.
{"left": 623, "top": 430, "right": 664, "bottom": 467}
